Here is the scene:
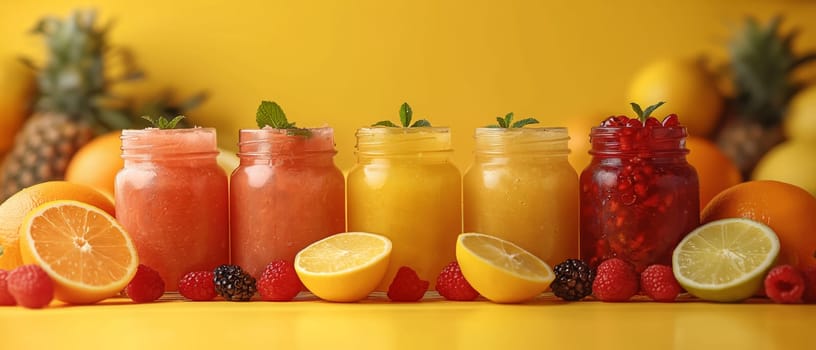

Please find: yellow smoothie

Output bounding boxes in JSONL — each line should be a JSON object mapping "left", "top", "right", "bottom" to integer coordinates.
{"left": 463, "top": 127, "right": 579, "bottom": 267}
{"left": 347, "top": 127, "right": 461, "bottom": 290}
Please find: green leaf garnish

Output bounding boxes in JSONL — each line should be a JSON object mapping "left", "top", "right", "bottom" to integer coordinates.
{"left": 511, "top": 118, "right": 540, "bottom": 128}
{"left": 484, "top": 112, "right": 539, "bottom": 128}
{"left": 255, "top": 101, "right": 311, "bottom": 136}
{"left": 630, "top": 101, "right": 665, "bottom": 123}
{"left": 0, "top": 245, "right": 4, "bottom": 257}
{"left": 142, "top": 115, "right": 186, "bottom": 129}
{"left": 371, "top": 102, "right": 433, "bottom": 128}
{"left": 399, "top": 103, "right": 412, "bottom": 127}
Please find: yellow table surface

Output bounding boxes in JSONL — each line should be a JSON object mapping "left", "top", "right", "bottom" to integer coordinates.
{"left": 1, "top": 292, "right": 813, "bottom": 349}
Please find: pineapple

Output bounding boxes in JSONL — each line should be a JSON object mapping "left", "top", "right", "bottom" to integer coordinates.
{"left": 0, "top": 10, "right": 135, "bottom": 200}
{"left": 715, "top": 16, "right": 816, "bottom": 178}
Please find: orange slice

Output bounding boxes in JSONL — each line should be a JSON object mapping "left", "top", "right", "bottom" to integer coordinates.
{"left": 0, "top": 181, "right": 115, "bottom": 270}
{"left": 18, "top": 200, "right": 138, "bottom": 304}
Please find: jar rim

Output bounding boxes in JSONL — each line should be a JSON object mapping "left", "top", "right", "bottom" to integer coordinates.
{"left": 356, "top": 126, "right": 451, "bottom": 136}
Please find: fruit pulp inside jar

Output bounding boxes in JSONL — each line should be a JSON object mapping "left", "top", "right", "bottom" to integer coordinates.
{"left": 579, "top": 127, "right": 699, "bottom": 272}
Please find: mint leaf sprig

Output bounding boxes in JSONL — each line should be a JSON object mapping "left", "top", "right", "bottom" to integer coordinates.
{"left": 486, "top": 112, "right": 539, "bottom": 128}
{"left": 256, "top": 101, "right": 311, "bottom": 137}
{"left": 372, "top": 102, "right": 432, "bottom": 127}
{"left": 630, "top": 101, "right": 665, "bottom": 123}
{"left": 142, "top": 115, "right": 186, "bottom": 129}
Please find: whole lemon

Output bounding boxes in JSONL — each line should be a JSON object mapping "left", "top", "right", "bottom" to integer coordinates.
{"left": 752, "top": 140, "right": 816, "bottom": 196}
{"left": 0, "top": 57, "right": 36, "bottom": 153}
{"left": 627, "top": 59, "right": 724, "bottom": 137}
{"left": 784, "top": 85, "right": 816, "bottom": 141}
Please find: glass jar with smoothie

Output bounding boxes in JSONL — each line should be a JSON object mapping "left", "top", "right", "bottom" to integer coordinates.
{"left": 464, "top": 125, "right": 579, "bottom": 267}
{"left": 231, "top": 125, "right": 345, "bottom": 278}
{"left": 347, "top": 104, "right": 461, "bottom": 290}
{"left": 115, "top": 121, "right": 229, "bottom": 291}
{"left": 580, "top": 103, "right": 699, "bottom": 272}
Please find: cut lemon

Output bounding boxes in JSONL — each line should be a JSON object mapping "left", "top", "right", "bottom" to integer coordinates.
{"left": 456, "top": 233, "right": 554, "bottom": 303}
{"left": 294, "top": 232, "right": 391, "bottom": 302}
{"left": 18, "top": 200, "right": 139, "bottom": 304}
{"left": 672, "top": 218, "right": 780, "bottom": 302}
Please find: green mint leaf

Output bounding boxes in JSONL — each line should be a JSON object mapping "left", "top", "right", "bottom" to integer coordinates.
{"left": 485, "top": 124, "right": 501, "bottom": 128}
{"left": 0, "top": 245, "right": 4, "bottom": 257}
{"left": 504, "top": 112, "right": 514, "bottom": 127}
{"left": 372, "top": 120, "right": 399, "bottom": 127}
{"left": 642, "top": 101, "right": 666, "bottom": 120}
{"left": 511, "top": 118, "right": 539, "bottom": 128}
{"left": 256, "top": 101, "right": 289, "bottom": 128}
{"left": 410, "top": 119, "right": 431, "bottom": 127}
{"left": 496, "top": 117, "right": 507, "bottom": 128}
{"left": 399, "top": 102, "right": 412, "bottom": 127}
{"left": 630, "top": 102, "right": 645, "bottom": 122}
{"left": 142, "top": 115, "right": 186, "bottom": 129}
{"left": 165, "top": 116, "right": 185, "bottom": 129}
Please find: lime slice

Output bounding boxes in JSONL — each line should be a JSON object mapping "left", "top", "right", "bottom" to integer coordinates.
{"left": 456, "top": 233, "right": 554, "bottom": 303}
{"left": 672, "top": 218, "right": 780, "bottom": 302}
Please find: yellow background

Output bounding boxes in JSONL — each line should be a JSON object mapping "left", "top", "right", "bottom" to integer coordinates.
{"left": 1, "top": 0, "right": 815, "bottom": 171}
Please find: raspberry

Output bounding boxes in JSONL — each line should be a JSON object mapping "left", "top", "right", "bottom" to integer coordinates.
{"left": 592, "top": 258, "right": 638, "bottom": 302}
{"left": 387, "top": 266, "right": 429, "bottom": 302}
{"left": 178, "top": 271, "right": 217, "bottom": 301}
{"left": 802, "top": 266, "right": 816, "bottom": 303}
{"left": 639, "top": 264, "right": 681, "bottom": 302}
{"left": 257, "top": 260, "right": 303, "bottom": 301}
{"left": 764, "top": 265, "right": 805, "bottom": 304}
{"left": 436, "top": 261, "right": 479, "bottom": 301}
{"left": 214, "top": 264, "right": 256, "bottom": 301}
{"left": 551, "top": 259, "right": 595, "bottom": 301}
{"left": 125, "top": 264, "right": 165, "bottom": 303}
{"left": 7, "top": 264, "right": 54, "bottom": 309}
{"left": 0, "top": 270, "right": 16, "bottom": 306}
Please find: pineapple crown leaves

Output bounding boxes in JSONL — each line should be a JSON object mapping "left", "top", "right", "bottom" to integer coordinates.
{"left": 486, "top": 112, "right": 540, "bottom": 128}
{"left": 22, "top": 9, "right": 143, "bottom": 132}
{"left": 630, "top": 101, "right": 665, "bottom": 123}
{"left": 372, "top": 102, "right": 432, "bottom": 127}
{"left": 729, "top": 15, "right": 816, "bottom": 126}
{"left": 141, "top": 115, "right": 186, "bottom": 129}
{"left": 255, "top": 101, "right": 311, "bottom": 137}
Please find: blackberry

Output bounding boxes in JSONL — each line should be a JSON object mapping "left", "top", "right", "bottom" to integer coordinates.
{"left": 551, "top": 259, "right": 595, "bottom": 301}
{"left": 213, "top": 264, "right": 257, "bottom": 301}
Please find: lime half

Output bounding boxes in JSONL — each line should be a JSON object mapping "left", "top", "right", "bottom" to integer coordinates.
{"left": 672, "top": 218, "right": 780, "bottom": 302}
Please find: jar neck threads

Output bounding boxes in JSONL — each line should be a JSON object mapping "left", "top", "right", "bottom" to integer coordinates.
{"left": 121, "top": 128, "right": 219, "bottom": 162}
{"left": 355, "top": 127, "right": 453, "bottom": 160}
{"left": 473, "top": 127, "right": 570, "bottom": 158}
{"left": 589, "top": 126, "right": 689, "bottom": 158}
{"left": 238, "top": 127, "right": 337, "bottom": 164}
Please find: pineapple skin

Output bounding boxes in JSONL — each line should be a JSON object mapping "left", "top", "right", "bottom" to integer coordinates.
{"left": 0, "top": 113, "right": 94, "bottom": 200}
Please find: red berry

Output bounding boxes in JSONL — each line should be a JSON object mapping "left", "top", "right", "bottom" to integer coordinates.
{"left": 662, "top": 114, "right": 679, "bottom": 127}
{"left": 644, "top": 117, "right": 661, "bottom": 128}
{"left": 7, "top": 265, "right": 54, "bottom": 309}
{"left": 802, "top": 266, "right": 816, "bottom": 303}
{"left": 178, "top": 271, "right": 217, "bottom": 301}
{"left": 387, "top": 266, "right": 429, "bottom": 302}
{"left": 592, "top": 258, "right": 638, "bottom": 302}
{"left": 126, "top": 264, "right": 165, "bottom": 303}
{"left": 601, "top": 116, "right": 629, "bottom": 127}
{"left": 436, "top": 261, "right": 479, "bottom": 301}
{"left": 257, "top": 260, "right": 303, "bottom": 301}
{"left": 625, "top": 118, "right": 643, "bottom": 128}
{"left": 764, "top": 265, "right": 805, "bottom": 304}
{"left": 639, "top": 264, "right": 681, "bottom": 302}
{"left": 0, "top": 270, "right": 16, "bottom": 306}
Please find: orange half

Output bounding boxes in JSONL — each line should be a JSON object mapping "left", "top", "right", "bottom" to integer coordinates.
{"left": 19, "top": 200, "right": 138, "bottom": 304}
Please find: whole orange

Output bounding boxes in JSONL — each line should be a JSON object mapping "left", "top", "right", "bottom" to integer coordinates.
{"left": 701, "top": 180, "right": 816, "bottom": 269}
{"left": 685, "top": 136, "right": 742, "bottom": 208}
{"left": 0, "top": 181, "right": 115, "bottom": 270}
{"left": 65, "top": 130, "right": 123, "bottom": 197}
